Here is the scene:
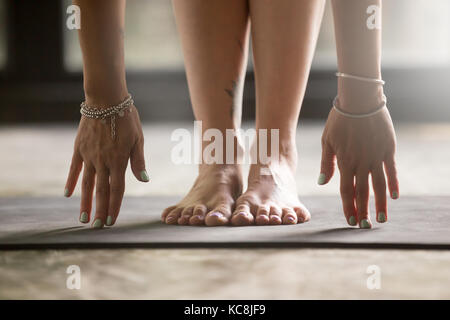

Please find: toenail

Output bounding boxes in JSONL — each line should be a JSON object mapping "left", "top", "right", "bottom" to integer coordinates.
{"left": 237, "top": 212, "right": 247, "bottom": 217}
{"left": 209, "top": 212, "right": 223, "bottom": 218}
{"left": 287, "top": 216, "right": 295, "bottom": 223}
{"left": 359, "top": 219, "right": 371, "bottom": 229}
{"left": 348, "top": 216, "right": 357, "bottom": 226}
{"left": 166, "top": 216, "right": 174, "bottom": 222}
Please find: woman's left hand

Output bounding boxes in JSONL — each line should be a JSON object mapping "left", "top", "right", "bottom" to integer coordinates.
{"left": 318, "top": 107, "right": 399, "bottom": 228}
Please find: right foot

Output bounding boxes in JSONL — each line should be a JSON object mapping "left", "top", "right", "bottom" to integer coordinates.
{"left": 161, "top": 164, "right": 243, "bottom": 226}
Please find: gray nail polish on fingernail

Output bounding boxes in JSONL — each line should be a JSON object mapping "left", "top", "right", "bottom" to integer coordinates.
{"left": 360, "top": 219, "right": 371, "bottom": 229}
{"left": 378, "top": 212, "right": 387, "bottom": 223}
{"left": 317, "top": 173, "right": 326, "bottom": 185}
{"left": 80, "top": 212, "right": 88, "bottom": 223}
{"left": 392, "top": 191, "right": 399, "bottom": 199}
{"left": 64, "top": 188, "right": 70, "bottom": 197}
{"left": 106, "top": 216, "right": 113, "bottom": 226}
{"left": 140, "top": 170, "right": 149, "bottom": 182}
{"left": 92, "top": 218, "right": 103, "bottom": 229}
{"left": 348, "top": 216, "right": 357, "bottom": 226}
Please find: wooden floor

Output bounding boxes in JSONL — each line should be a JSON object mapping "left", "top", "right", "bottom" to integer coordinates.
{"left": 0, "top": 122, "right": 449, "bottom": 299}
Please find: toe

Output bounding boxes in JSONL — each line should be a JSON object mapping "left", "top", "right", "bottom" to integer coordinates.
{"left": 294, "top": 205, "right": 311, "bottom": 223}
{"left": 161, "top": 205, "right": 176, "bottom": 222}
{"left": 165, "top": 208, "right": 182, "bottom": 225}
{"left": 231, "top": 204, "right": 254, "bottom": 226}
{"left": 269, "top": 206, "right": 282, "bottom": 225}
{"left": 205, "top": 210, "right": 229, "bottom": 226}
{"left": 189, "top": 204, "right": 207, "bottom": 226}
{"left": 178, "top": 207, "right": 194, "bottom": 225}
{"left": 255, "top": 205, "right": 270, "bottom": 226}
{"left": 282, "top": 208, "right": 297, "bottom": 225}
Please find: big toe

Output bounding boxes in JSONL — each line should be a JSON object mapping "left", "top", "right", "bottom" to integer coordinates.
{"left": 231, "top": 204, "right": 254, "bottom": 226}
{"left": 205, "top": 210, "right": 229, "bottom": 226}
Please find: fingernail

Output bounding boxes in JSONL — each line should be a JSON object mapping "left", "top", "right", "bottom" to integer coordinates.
{"left": 92, "top": 218, "right": 103, "bottom": 229}
{"left": 64, "top": 188, "right": 70, "bottom": 197}
{"left": 378, "top": 212, "right": 387, "bottom": 223}
{"left": 348, "top": 216, "right": 357, "bottom": 226}
{"left": 359, "top": 219, "right": 371, "bottom": 229}
{"left": 80, "top": 212, "right": 88, "bottom": 223}
{"left": 392, "top": 191, "right": 399, "bottom": 199}
{"left": 317, "top": 173, "right": 326, "bottom": 185}
{"left": 140, "top": 170, "right": 149, "bottom": 182}
{"left": 106, "top": 216, "right": 113, "bottom": 226}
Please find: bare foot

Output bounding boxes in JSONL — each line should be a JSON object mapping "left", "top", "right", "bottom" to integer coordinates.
{"left": 162, "top": 164, "right": 243, "bottom": 226}
{"left": 231, "top": 151, "right": 310, "bottom": 226}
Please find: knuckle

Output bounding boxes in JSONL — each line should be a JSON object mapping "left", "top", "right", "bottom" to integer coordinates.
{"left": 340, "top": 188, "right": 353, "bottom": 198}
{"left": 82, "top": 178, "right": 91, "bottom": 191}
{"left": 96, "top": 185, "right": 108, "bottom": 195}
{"left": 110, "top": 184, "right": 124, "bottom": 195}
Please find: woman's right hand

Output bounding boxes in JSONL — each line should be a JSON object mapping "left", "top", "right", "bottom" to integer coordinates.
{"left": 64, "top": 104, "right": 148, "bottom": 228}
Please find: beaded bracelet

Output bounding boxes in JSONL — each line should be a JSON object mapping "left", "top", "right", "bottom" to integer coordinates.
{"left": 80, "top": 94, "right": 134, "bottom": 140}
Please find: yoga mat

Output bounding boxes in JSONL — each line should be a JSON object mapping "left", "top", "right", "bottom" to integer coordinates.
{"left": 0, "top": 196, "right": 449, "bottom": 250}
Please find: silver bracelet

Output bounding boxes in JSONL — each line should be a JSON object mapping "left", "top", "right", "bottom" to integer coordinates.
{"left": 333, "top": 96, "right": 387, "bottom": 118}
{"left": 336, "top": 72, "right": 385, "bottom": 85}
{"left": 334, "top": 72, "right": 386, "bottom": 118}
{"left": 80, "top": 94, "right": 134, "bottom": 140}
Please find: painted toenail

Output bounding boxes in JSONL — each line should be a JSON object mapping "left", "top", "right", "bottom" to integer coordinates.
{"left": 80, "top": 212, "right": 88, "bottom": 223}
{"left": 92, "top": 218, "right": 103, "bottom": 229}
{"left": 348, "top": 216, "right": 357, "bottom": 226}
{"left": 106, "top": 216, "right": 113, "bottom": 226}
{"left": 287, "top": 216, "right": 295, "bottom": 223}
{"left": 317, "top": 173, "right": 326, "bottom": 185}
{"left": 237, "top": 212, "right": 247, "bottom": 217}
{"left": 166, "top": 216, "right": 175, "bottom": 223}
{"left": 209, "top": 212, "right": 223, "bottom": 218}
{"left": 359, "top": 219, "right": 371, "bottom": 229}
{"left": 392, "top": 191, "right": 399, "bottom": 199}
{"left": 378, "top": 212, "right": 387, "bottom": 223}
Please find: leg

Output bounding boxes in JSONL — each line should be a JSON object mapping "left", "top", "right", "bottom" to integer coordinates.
{"left": 232, "top": 0, "right": 325, "bottom": 226}
{"left": 162, "top": 0, "right": 250, "bottom": 226}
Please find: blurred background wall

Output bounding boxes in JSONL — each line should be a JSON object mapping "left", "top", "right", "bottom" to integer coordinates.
{"left": 1, "top": 0, "right": 450, "bottom": 123}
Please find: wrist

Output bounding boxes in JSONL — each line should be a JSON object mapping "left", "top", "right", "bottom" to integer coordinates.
{"left": 83, "top": 84, "right": 129, "bottom": 108}
{"left": 337, "top": 78, "right": 385, "bottom": 113}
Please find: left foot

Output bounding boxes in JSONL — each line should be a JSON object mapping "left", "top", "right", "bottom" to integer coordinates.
{"left": 231, "top": 151, "right": 310, "bottom": 226}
